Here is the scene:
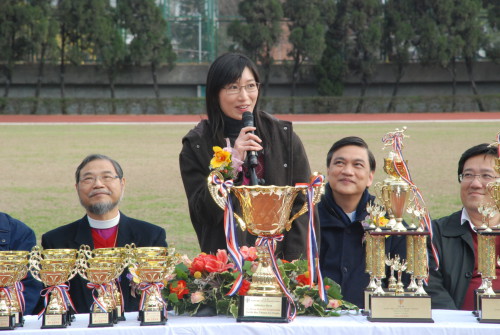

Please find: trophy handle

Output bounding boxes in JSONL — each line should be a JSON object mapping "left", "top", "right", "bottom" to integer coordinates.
{"left": 77, "top": 245, "right": 92, "bottom": 280}
{"left": 28, "top": 245, "right": 42, "bottom": 282}
{"left": 286, "top": 177, "right": 324, "bottom": 230}
{"left": 208, "top": 170, "right": 246, "bottom": 231}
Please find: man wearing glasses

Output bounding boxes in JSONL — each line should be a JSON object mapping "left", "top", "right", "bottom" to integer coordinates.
{"left": 39, "top": 154, "right": 167, "bottom": 314}
{"left": 427, "top": 143, "right": 500, "bottom": 310}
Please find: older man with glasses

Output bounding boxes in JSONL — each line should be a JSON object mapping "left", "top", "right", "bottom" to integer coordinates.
{"left": 37, "top": 154, "right": 167, "bottom": 314}
{"left": 427, "top": 143, "right": 500, "bottom": 310}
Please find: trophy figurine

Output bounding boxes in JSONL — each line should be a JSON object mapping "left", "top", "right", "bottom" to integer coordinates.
{"left": 208, "top": 171, "right": 324, "bottom": 323}
{"left": 0, "top": 253, "right": 28, "bottom": 330}
{"left": 131, "top": 246, "right": 178, "bottom": 326}
{"left": 29, "top": 247, "right": 79, "bottom": 328}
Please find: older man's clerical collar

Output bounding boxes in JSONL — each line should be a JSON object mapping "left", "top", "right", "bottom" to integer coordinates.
{"left": 88, "top": 212, "right": 120, "bottom": 229}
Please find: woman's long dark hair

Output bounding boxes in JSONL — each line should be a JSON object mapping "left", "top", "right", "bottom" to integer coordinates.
{"left": 205, "top": 53, "right": 267, "bottom": 146}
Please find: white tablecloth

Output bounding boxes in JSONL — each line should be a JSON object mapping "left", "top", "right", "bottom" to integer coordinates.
{"left": 15, "top": 310, "right": 500, "bottom": 335}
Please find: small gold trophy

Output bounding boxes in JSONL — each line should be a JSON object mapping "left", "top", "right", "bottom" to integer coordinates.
{"left": 208, "top": 171, "right": 324, "bottom": 323}
{"left": 475, "top": 138, "right": 500, "bottom": 323}
{"left": 366, "top": 127, "right": 433, "bottom": 322}
{"left": 0, "top": 252, "right": 28, "bottom": 330}
{"left": 29, "top": 247, "right": 79, "bottom": 328}
{"left": 84, "top": 245, "right": 134, "bottom": 322}
{"left": 78, "top": 246, "right": 124, "bottom": 328}
{"left": 131, "top": 247, "right": 178, "bottom": 326}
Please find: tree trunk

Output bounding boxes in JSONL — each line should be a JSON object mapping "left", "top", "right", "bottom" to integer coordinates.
{"left": 108, "top": 71, "right": 116, "bottom": 114}
{"left": 59, "top": 26, "right": 67, "bottom": 114}
{"left": 33, "top": 43, "right": 47, "bottom": 114}
{"left": 152, "top": 62, "right": 160, "bottom": 100}
{"left": 386, "top": 63, "right": 405, "bottom": 113}
{"left": 291, "top": 51, "right": 300, "bottom": 98}
{"left": 465, "top": 56, "right": 485, "bottom": 112}
{"left": 450, "top": 59, "right": 457, "bottom": 112}
{"left": 355, "top": 74, "right": 368, "bottom": 114}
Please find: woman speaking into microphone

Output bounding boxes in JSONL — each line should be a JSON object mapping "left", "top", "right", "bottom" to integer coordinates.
{"left": 179, "top": 52, "right": 316, "bottom": 261}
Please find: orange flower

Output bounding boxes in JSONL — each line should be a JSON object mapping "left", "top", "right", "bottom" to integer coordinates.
{"left": 170, "top": 280, "right": 189, "bottom": 299}
{"left": 210, "top": 146, "right": 231, "bottom": 169}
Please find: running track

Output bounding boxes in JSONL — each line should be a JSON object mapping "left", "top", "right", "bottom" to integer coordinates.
{"left": 0, "top": 112, "right": 499, "bottom": 124}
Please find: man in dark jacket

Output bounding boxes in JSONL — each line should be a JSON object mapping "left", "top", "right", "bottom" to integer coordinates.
{"left": 427, "top": 143, "right": 500, "bottom": 310}
{"left": 0, "top": 212, "right": 43, "bottom": 315}
{"left": 38, "top": 154, "right": 167, "bottom": 314}
{"left": 319, "top": 136, "right": 406, "bottom": 309}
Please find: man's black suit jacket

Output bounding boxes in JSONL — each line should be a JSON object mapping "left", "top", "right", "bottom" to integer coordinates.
{"left": 38, "top": 212, "right": 167, "bottom": 314}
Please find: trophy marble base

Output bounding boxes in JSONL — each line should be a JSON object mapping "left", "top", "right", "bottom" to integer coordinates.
{"left": 476, "top": 293, "right": 500, "bottom": 323}
{"left": 41, "top": 313, "right": 67, "bottom": 329}
{"left": 139, "top": 310, "right": 166, "bottom": 326}
{"left": 116, "top": 307, "right": 126, "bottom": 322}
{"left": 237, "top": 296, "right": 289, "bottom": 323}
{"left": 0, "top": 314, "right": 15, "bottom": 330}
{"left": 368, "top": 294, "right": 433, "bottom": 323}
{"left": 88, "top": 311, "right": 113, "bottom": 327}
{"left": 13, "top": 312, "right": 24, "bottom": 327}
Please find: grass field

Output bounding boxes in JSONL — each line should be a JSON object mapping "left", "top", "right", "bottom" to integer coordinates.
{"left": 0, "top": 121, "right": 498, "bottom": 257}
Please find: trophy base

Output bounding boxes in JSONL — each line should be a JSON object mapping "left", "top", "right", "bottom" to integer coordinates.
{"left": 368, "top": 294, "right": 433, "bottom": 323}
{"left": 116, "top": 307, "right": 126, "bottom": 321}
{"left": 88, "top": 311, "right": 113, "bottom": 327}
{"left": 0, "top": 314, "right": 15, "bottom": 330}
{"left": 139, "top": 310, "right": 167, "bottom": 326}
{"left": 477, "top": 294, "right": 500, "bottom": 323}
{"left": 13, "top": 312, "right": 24, "bottom": 327}
{"left": 41, "top": 313, "right": 67, "bottom": 329}
{"left": 237, "top": 295, "right": 289, "bottom": 323}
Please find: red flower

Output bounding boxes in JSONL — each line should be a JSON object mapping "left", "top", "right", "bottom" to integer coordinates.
{"left": 296, "top": 271, "right": 310, "bottom": 286}
{"left": 205, "top": 249, "right": 234, "bottom": 273}
{"left": 238, "top": 280, "right": 251, "bottom": 296}
{"left": 170, "top": 280, "right": 189, "bottom": 299}
{"left": 240, "top": 246, "right": 258, "bottom": 261}
{"left": 189, "top": 254, "right": 208, "bottom": 275}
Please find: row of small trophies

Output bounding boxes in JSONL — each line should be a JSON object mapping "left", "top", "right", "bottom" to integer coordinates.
{"left": 474, "top": 138, "right": 500, "bottom": 323}
{"left": 0, "top": 244, "right": 178, "bottom": 330}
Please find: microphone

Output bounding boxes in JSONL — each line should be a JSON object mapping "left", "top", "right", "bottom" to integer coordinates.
{"left": 242, "top": 111, "right": 258, "bottom": 168}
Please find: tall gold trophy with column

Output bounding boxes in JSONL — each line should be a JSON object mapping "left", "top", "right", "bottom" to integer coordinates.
{"left": 474, "top": 134, "right": 500, "bottom": 323}
{"left": 208, "top": 171, "right": 324, "bottom": 323}
{"left": 364, "top": 127, "right": 433, "bottom": 323}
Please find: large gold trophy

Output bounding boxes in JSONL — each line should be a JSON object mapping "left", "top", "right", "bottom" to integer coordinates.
{"left": 208, "top": 171, "right": 324, "bottom": 322}
{"left": 130, "top": 247, "right": 178, "bottom": 326}
{"left": 29, "top": 247, "right": 79, "bottom": 328}
{"left": 78, "top": 245, "right": 129, "bottom": 328}
{"left": 474, "top": 135, "right": 500, "bottom": 323}
{"left": 0, "top": 251, "right": 29, "bottom": 330}
{"left": 365, "top": 127, "right": 433, "bottom": 323}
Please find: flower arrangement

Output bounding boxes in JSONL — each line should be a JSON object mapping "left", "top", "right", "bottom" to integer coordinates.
{"left": 209, "top": 146, "right": 236, "bottom": 180}
{"left": 164, "top": 247, "right": 359, "bottom": 318}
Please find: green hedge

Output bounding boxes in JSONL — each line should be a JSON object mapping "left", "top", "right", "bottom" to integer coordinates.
{"left": 0, "top": 94, "right": 499, "bottom": 115}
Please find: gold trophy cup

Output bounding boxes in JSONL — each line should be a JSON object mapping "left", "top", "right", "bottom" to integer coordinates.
{"left": 131, "top": 247, "right": 177, "bottom": 326}
{"left": 208, "top": 171, "right": 324, "bottom": 322}
{"left": 29, "top": 247, "right": 79, "bottom": 329}
{"left": 83, "top": 246, "right": 133, "bottom": 322}
{"left": 78, "top": 246, "right": 124, "bottom": 328}
{"left": 0, "top": 253, "right": 28, "bottom": 330}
